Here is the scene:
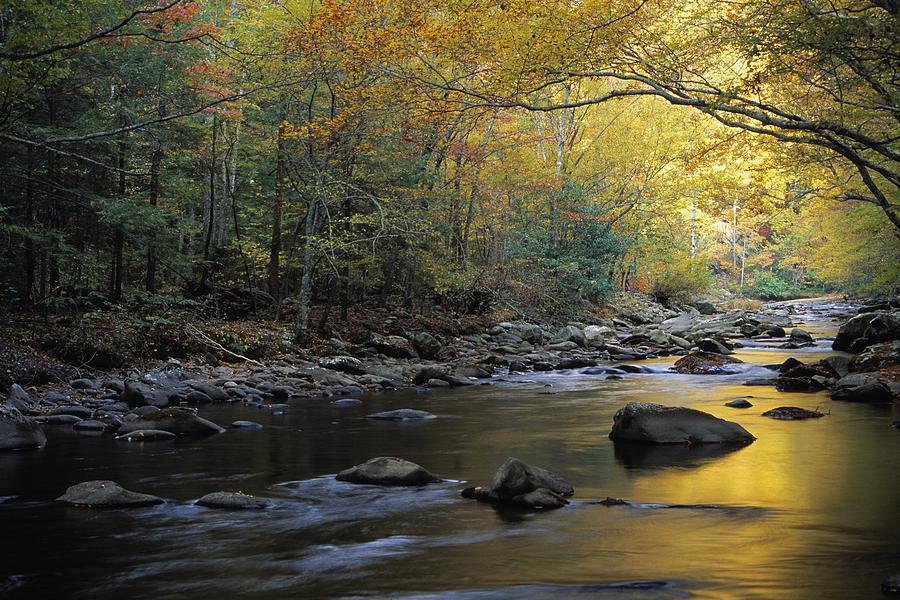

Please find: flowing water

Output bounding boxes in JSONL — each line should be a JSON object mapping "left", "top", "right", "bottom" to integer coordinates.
{"left": 2, "top": 302, "right": 899, "bottom": 599}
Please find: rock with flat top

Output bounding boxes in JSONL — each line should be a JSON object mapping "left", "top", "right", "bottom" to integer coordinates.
{"left": 336, "top": 457, "right": 440, "bottom": 486}
{"left": 57, "top": 480, "right": 164, "bottom": 508}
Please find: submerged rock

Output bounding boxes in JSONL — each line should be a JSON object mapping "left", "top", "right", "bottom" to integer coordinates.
{"left": 883, "top": 574, "right": 900, "bottom": 594}
{"left": 0, "top": 402, "right": 47, "bottom": 451}
{"left": 366, "top": 408, "right": 435, "bottom": 421}
{"left": 57, "top": 480, "right": 164, "bottom": 508}
{"left": 230, "top": 420, "right": 263, "bottom": 429}
{"left": 761, "top": 406, "right": 825, "bottom": 420}
{"left": 117, "top": 407, "right": 225, "bottom": 436}
{"left": 196, "top": 491, "right": 269, "bottom": 510}
{"left": 673, "top": 352, "right": 743, "bottom": 375}
{"left": 336, "top": 456, "right": 440, "bottom": 486}
{"left": 461, "top": 457, "right": 573, "bottom": 509}
{"left": 609, "top": 402, "right": 755, "bottom": 445}
{"left": 725, "top": 398, "right": 753, "bottom": 409}
{"left": 115, "top": 429, "right": 177, "bottom": 442}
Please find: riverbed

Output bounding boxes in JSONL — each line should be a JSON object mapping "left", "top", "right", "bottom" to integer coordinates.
{"left": 1, "top": 303, "right": 898, "bottom": 599}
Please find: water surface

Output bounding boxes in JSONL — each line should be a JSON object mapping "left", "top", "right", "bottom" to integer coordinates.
{"left": 2, "top": 305, "right": 898, "bottom": 599}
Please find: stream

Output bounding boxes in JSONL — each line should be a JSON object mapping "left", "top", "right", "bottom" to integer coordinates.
{"left": 1, "top": 301, "right": 899, "bottom": 599}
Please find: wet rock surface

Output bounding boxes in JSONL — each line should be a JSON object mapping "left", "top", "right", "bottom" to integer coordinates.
{"left": 462, "top": 457, "right": 574, "bottom": 509}
{"left": 57, "top": 480, "right": 164, "bottom": 508}
{"left": 336, "top": 457, "right": 440, "bottom": 486}
{"left": 609, "top": 402, "right": 756, "bottom": 445}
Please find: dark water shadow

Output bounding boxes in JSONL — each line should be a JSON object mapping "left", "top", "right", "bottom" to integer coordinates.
{"left": 614, "top": 442, "right": 749, "bottom": 469}
{"left": 348, "top": 579, "right": 693, "bottom": 599}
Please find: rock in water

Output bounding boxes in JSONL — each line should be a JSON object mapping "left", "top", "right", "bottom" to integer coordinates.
{"left": 115, "top": 429, "right": 176, "bottom": 442}
{"left": 366, "top": 409, "right": 435, "bottom": 421}
{"left": 336, "top": 457, "right": 440, "bottom": 486}
{"left": 762, "top": 407, "right": 825, "bottom": 420}
{"left": 461, "top": 457, "right": 574, "bottom": 509}
{"left": 117, "top": 407, "right": 225, "bottom": 436}
{"left": 884, "top": 574, "right": 900, "bottom": 594}
{"left": 609, "top": 402, "right": 756, "bottom": 445}
{"left": 230, "top": 421, "right": 263, "bottom": 429}
{"left": 0, "top": 402, "right": 47, "bottom": 451}
{"left": 673, "top": 352, "right": 743, "bottom": 374}
{"left": 57, "top": 480, "right": 164, "bottom": 508}
{"left": 725, "top": 398, "right": 753, "bottom": 409}
{"left": 196, "top": 491, "right": 269, "bottom": 510}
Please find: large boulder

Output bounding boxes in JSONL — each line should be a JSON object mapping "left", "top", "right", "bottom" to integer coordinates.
{"left": 608, "top": 402, "right": 756, "bottom": 445}
{"left": 852, "top": 340, "right": 900, "bottom": 372}
{"left": 7, "top": 384, "right": 32, "bottom": 412}
{"left": 551, "top": 325, "right": 586, "bottom": 348}
{"left": 410, "top": 331, "right": 442, "bottom": 360}
{"left": 319, "top": 356, "right": 367, "bottom": 375}
{"left": 196, "top": 491, "right": 269, "bottom": 510}
{"left": 833, "top": 312, "right": 881, "bottom": 351}
{"left": 831, "top": 372, "right": 894, "bottom": 403}
{"left": 117, "top": 407, "right": 225, "bottom": 436}
{"left": 659, "top": 313, "right": 701, "bottom": 336}
{"left": 121, "top": 380, "right": 174, "bottom": 408}
{"left": 506, "top": 323, "right": 545, "bottom": 345}
{"left": 461, "top": 457, "right": 573, "bottom": 509}
{"left": 186, "top": 382, "right": 229, "bottom": 402}
{"left": 0, "top": 402, "right": 47, "bottom": 451}
{"left": 336, "top": 457, "right": 440, "bottom": 486}
{"left": 57, "top": 480, "right": 164, "bottom": 508}
{"left": 367, "top": 334, "right": 418, "bottom": 359}
{"left": 673, "top": 352, "right": 743, "bottom": 374}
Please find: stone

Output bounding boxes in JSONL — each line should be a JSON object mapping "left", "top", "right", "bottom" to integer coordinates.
{"left": 833, "top": 312, "right": 880, "bottom": 351}
{"left": 412, "top": 365, "right": 451, "bottom": 385}
{"left": 693, "top": 301, "right": 716, "bottom": 315}
{"left": 697, "top": 338, "right": 733, "bottom": 355}
{"left": 673, "top": 352, "right": 743, "bottom": 374}
{"left": 115, "top": 429, "right": 177, "bottom": 442}
{"left": 72, "top": 419, "right": 110, "bottom": 432}
{"left": 187, "top": 382, "right": 229, "bottom": 402}
{"left": 789, "top": 328, "right": 814, "bottom": 343}
{"left": 761, "top": 406, "right": 825, "bottom": 420}
{"left": 831, "top": 372, "right": 894, "bottom": 403}
{"left": 852, "top": 340, "right": 900, "bottom": 372}
{"left": 184, "top": 391, "right": 214, "bottom": 403}
{"left": 230, "top": 420, "right": 263, "bottom": 429}
{"left": 117, "top": 407, "right": 225, "bottom": 436}
{"left": 336, "top": 456, "right": 440, "bottom": 486}
{"left": 7, "top": 384, "right": 32, "bottom": 412}
{"left": 551, "top": 325, "right": 587, "bottom": 347}
{"left": 121, "top": 380, "right": 174, "bottom": 408}
{"left": 0, "top": 402, "right": 47, "bottom": 451}
{"left": 70, "top": 378, "right": 98, "bottom": 390}
{"left": 50, "top": 405, "right": 93, "bottom": 419}
{"left": 883, "top": 575, "right": 900, "bottom": 594}
{"left": 196, "top": 491, "right": 269, "bottom": 510}
{"left": 555, "top": 357, "right": 597, "bottom": 370}
{"left": 367, "top": 409, "right": 435, "bottom": 421}
{"left": 56, "top": 480, "right": 164, "bottom": 508}
{"left": 41, "top": 414, "right": 82, "bottom": 425}
{"left": 609, "top": 402, "right": 756, "bottom": 445}
{"left": 367, "top": 334, "right": 418, "bottom": 359}
{"left": 725, "top": 398, "right": 753, "bottom": 408}
{"left": 461, "top": 457, "right": 573, "bottom": 510}
{"left": 410, "top": 331, "right": 442, "bottom": 359}
{"left": 319, "top": 356, "right": 367, "bottom": 375}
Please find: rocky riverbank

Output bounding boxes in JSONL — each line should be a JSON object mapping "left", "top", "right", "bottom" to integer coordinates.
{"left": 1, "top": 294, "right": 898, "bottom": 450}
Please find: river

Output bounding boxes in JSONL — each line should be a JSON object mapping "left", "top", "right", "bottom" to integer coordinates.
{"left": 1, "top": 302, "right": 898, "bottom": 599}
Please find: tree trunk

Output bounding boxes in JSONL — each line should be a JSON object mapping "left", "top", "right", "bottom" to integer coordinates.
{"left": 146, "top": 144, "right": 162, "bottom": 293}
{"left": 268, "top": 114, "right": 285, "bottom": 298}
{"left": 23, "top": 146, "right": 35, "bottom": 304}
{"left": 111, "top": 130, "right": 126, "bottom": 302}
{"left": 201, "top": 114, "right": 218, "bottom": 288}
{"left": 295, "top": 175, "right": 322, "bottom": 344}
